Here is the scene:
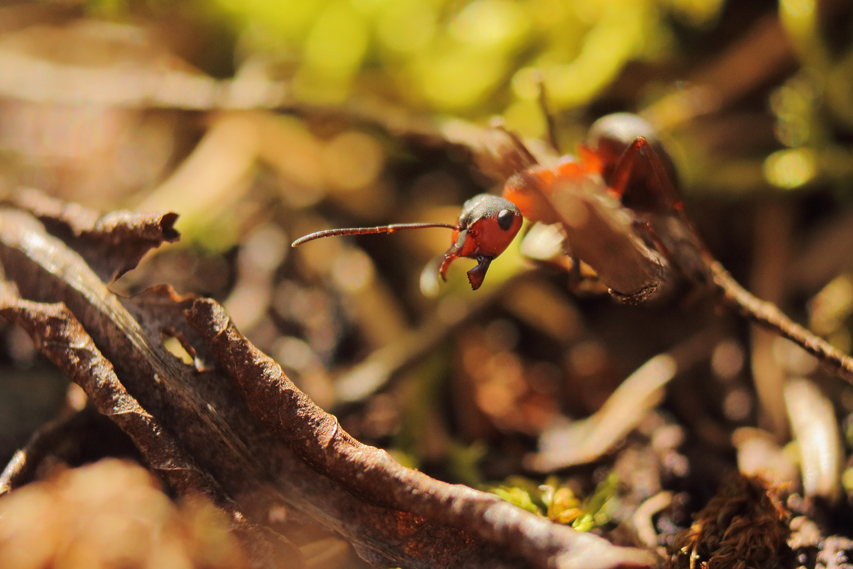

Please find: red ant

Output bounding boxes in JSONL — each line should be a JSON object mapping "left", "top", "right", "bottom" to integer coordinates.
{"left": 292, "top": 112, "right": 853, "bottom": 383}
{"left": 292, "top": 113, "right": 703, "bottom": 295}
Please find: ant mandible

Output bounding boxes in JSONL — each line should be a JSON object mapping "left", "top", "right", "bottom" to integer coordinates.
{"left": 292, "top": 113, "right": 688, "bottom": 293}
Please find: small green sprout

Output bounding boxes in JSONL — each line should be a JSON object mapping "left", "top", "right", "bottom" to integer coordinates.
{"left": 489, "top": 472, "right": 620, "bottom": 531}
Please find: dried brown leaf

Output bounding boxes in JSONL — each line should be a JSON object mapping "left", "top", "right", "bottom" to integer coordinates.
{"left": 185, "top": 297, "right": 656, "bottom": 569}
{"left": 5, "top": 188, "right": 178, "bottom": 281}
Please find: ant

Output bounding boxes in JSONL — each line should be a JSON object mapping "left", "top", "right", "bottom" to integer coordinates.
{"left": 292, "top": 112, "right": 853, "bottom": 382}
{"left": 292, "top": 112, "right": 702, "bottom": 297}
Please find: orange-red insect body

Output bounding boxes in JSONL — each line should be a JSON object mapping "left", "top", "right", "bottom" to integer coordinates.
{"left": 292, "top": 113, "right": 682, "bottom": 292}
{"left": 503, "top": 113, "right": 677, "bottom": 226}
{"left": 503, "top": 154, "right": 603, "bottom": 226}
{"left": 502, "top": 113, "right": 707, "bottom": 294}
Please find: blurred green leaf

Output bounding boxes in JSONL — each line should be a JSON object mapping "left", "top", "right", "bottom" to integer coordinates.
{"left": 209, "top": 0, "right": 726, "bottom": 132}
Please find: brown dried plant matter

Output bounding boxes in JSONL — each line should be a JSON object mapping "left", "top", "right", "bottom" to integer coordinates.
{"left": 1, "top": 188, "right": 179, "bottom": 283}
{"left": 0, "top": 190, "right": 655, "bottom": 569}
{"left": 0, "top": 459, "right": 251, "bottom": 569}
{"left": 670, "top": 475, "right": 791, "bottom": 569}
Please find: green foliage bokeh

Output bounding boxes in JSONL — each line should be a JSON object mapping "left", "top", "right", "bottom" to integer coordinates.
{"left": 213, "top": 0, "right": 726, "bottom": 137}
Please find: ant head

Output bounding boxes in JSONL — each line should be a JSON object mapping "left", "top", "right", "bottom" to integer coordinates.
{"left": 291, "top": 193, "right": 523, "bottom": 292}
{"left": 440, "top": 194, "right": 523, "bottom": 290}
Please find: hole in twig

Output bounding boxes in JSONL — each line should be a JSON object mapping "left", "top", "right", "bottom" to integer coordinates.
{"left": 160, "top": 332, "right": 195, "bottom": 366}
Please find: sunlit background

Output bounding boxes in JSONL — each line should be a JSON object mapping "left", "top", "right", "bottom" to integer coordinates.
{"left": 3, "top": 0, "right": 853, "bottom": 567}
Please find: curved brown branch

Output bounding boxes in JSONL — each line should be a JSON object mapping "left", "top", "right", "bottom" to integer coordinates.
{"left": 0, "top": 284, "right": 302, "bottom": 569}
{"left": 0, "top": 286, "right": 226, "bottom": 502}
{"left": 185, "top": 298, "right": 656, "bottom": 569}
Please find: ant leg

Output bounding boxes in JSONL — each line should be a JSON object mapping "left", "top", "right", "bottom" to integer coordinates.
{"left": 566, "top": 254, "right": 590, "bottom": 295}
{"left": 611, "top": 138, "right": 712, "bottom": 286}
{"left": 490, "top": 118, "right": 540, "bottom": 170}
{"left": 566, "top": 255, "right": 609, "bottom": 296}
{"left": 608, "top": 137, "right": 685, "bottom": 218}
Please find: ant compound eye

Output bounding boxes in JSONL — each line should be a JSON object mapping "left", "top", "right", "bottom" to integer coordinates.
{"left": 497, "top": 209, "right": 515, "bottom": 231}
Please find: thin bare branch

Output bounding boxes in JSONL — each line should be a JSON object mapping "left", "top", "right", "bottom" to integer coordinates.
{"left": 710, "top": 261, "right": 853, "bottom": 383}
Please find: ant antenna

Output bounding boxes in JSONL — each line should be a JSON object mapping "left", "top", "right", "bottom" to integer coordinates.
{"left": 292, "top": 222, "right": 458, "bottom": 247}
